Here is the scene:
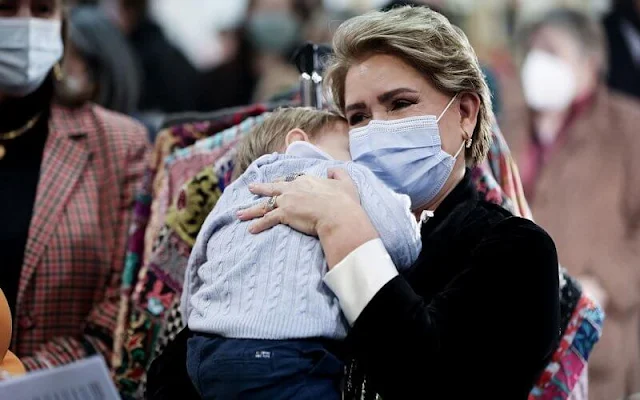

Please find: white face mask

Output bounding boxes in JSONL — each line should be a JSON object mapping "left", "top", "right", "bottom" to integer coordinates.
{"left": 521, "top": 49, "right": 577, "bottom": 112}
{"left": 0, "top": 17, "right": 64, "bottom": 97}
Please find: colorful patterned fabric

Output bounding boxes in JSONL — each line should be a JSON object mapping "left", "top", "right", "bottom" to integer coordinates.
{"left": 115, "top": 164, "right": 226, "bottom": 399}
{"left": 147, "top": 116, "right": 265, "bottom": 259}
{"left": 113, "top": 106, "right": 273, "bottom": 369}
{"left": 145, "top": 111, "right": 271, "bottom": 262}
{"left": 472, "top": 123, "right": 532, "bottom": 220}
{"left": 529, "top": 295, "right": 604, "bottom": 399}
{"left": 15, "top": 104, "right": 148, "bottom": 370}
{"left": 114, "top": 115, "right": 263, "bottom": 398}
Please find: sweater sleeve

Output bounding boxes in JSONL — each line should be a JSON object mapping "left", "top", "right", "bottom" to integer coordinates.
{"left": 330, "top": 218, "right": 560, "bottom": 398}
{"left": 345, "top": 163, "right": 421, "bottom": 270}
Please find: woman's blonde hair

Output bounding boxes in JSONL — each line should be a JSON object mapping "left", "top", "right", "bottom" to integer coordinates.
{"left": 326, "top": 5, "right": 494, "bottom": 165}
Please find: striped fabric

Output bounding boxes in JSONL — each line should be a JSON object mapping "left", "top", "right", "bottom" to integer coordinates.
{"left": 13, "top": 103, "right": 149, "bottom": 370}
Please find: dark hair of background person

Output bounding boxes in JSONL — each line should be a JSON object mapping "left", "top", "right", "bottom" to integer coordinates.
{"left": 52, "top": 2, "right": 78, "bottom": 107}
{"left": 196, "top": 0, "right": 319, "bottom": 112}
{"left": 603, "top": 0, "right": 640, "bottom": 99}
{"left": 56, "top": 5, "right": 143, "bottom": 114}
{"left": 114, "top": 0, "right": 200, "bottom": 113}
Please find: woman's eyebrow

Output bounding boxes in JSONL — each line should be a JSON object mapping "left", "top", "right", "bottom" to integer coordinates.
{"left": 345, "top": 88, "right": 419, "bottom": 113}
{"left": 345, "top": 102, "right": 366, "bottom": 113}
{"left": 378, "top": 88, "right": 419, "bottom": 103}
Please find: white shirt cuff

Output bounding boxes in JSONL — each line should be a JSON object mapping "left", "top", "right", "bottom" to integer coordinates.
{"left": 323, "top": 238, "right": 398, "bottom": 325}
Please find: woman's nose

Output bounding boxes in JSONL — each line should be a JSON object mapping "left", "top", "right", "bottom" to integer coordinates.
{"left": 370, "top": 110, "right": 389, "bottom": 121}
{"left": 15, "top": 5, "right": 33, "bottom": 19}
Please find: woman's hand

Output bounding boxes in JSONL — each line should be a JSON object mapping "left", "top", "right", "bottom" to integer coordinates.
{"left": 237, "top": 168, "right": 379, "bottom": 268}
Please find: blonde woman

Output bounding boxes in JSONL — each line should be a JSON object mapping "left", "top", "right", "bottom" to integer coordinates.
{"left": 240, "top": 6, "right": 561, "bottom": 399}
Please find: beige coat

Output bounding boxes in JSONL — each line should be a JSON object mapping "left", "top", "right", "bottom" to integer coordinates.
{"left": 500, "top": 79, "right": 640, "bottom": 400}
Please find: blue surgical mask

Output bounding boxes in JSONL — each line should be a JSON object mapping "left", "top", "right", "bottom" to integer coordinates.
{"left": 349, "top": 95, "right": 465, "bottom": 209}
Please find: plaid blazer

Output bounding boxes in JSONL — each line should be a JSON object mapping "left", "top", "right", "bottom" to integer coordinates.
{"left": 11, "top": 103, "right": 149, "bottom": 370}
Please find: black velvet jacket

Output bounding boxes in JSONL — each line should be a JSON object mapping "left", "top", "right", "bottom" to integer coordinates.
{"left": 345, "top": 170, "right": 560, "bottom": 399}
{"left": 146, "top": 171, "right": 560, "bottom": 400}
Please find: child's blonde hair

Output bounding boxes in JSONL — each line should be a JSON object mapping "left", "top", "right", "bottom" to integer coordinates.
{"left": 233, "top": 107, "right": 345, "bottom": 179}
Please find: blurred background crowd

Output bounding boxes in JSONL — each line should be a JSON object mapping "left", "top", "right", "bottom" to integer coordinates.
{"left": 61, "top": 0, "right": 639, "bottom": 127}
{"left": 1, "top": 0, "right": 640, "bottom": 399}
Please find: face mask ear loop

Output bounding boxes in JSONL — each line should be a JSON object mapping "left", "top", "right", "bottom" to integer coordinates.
{"left": 436, "top": 93, "right": 459, "bottom": 123}
{"left": 452, "top": 140, "right": 466, "bottom": 159}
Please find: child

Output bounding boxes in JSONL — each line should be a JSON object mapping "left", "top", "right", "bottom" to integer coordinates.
{"left": 182, "top": 107, "right": 421, "bottom": 399}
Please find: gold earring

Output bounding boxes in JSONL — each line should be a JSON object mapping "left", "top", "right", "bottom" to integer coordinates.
{"left": 53, "top": 63, "right": 63, "bottom": 82}
{"left": 463, "top": 129, "right": 472, "bottom": 148}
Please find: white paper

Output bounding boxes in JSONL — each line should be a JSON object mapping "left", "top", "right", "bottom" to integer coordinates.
{"left": 0, "top": 356, "right": 120, "bottom": 400}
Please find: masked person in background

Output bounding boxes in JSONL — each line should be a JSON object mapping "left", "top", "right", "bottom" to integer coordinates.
{"left": 500, "top": 8, "right": 640, "bottom": 400}
{"left": 0, "top": 0, "right": 148, "bottom": 371}
{"left": 197, "top": 0, "right": 317, "bottom": 111}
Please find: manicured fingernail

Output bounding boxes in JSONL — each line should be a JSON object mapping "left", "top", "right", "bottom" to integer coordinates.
{"left": 248, "top": 183, "right": 256, "bottom": 190}
{"left": 248, "top": 225, "right": 256, "bottom": 234}
{"left": 236, "top": 211, "right": 244, "bottom": 218}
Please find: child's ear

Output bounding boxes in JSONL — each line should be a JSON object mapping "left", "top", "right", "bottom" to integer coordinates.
{"left": 285, "top": 128, "right": 310, "bottom": 147}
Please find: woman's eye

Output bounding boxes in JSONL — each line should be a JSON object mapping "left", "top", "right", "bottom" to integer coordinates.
{"left": 33, "top": 0, "right": 54, "bottom": 17}
{"left": 391, "top": 99, "right": 414, "bottom": 111}
{"left": 348, "top": 113, "right": 367, "bottom": 126}
{"left": 0, "top": 1, "right": 17, "bottom": 15}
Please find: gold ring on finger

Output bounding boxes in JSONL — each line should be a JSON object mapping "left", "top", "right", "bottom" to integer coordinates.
{"left": 265, "top": 195, "right": 278, "bottom": 212}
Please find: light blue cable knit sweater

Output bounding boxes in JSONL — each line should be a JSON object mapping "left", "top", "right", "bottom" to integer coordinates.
{"left": 182, "top": 143, "right": 421, "bottom": 340}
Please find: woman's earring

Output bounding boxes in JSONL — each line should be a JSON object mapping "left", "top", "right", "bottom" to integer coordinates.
{"left": 53, "top": 63, "right": 64, "bottom": 82}
{"left": 463, "top": 129, "right": 472, "bottom": 148}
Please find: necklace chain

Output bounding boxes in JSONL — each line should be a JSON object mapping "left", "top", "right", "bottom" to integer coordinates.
{"left": 0, "top": 112, "right": 44, "bottom": 161}
{"left": 0, "top": 112, "right": 43, "bottom": 141}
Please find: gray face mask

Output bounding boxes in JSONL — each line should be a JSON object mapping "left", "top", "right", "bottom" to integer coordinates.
{"left": 0, "top": 17, "right": 63, "bottom": 96}
{"left": 246, "top": 12, "right": 301, "bottom": 55}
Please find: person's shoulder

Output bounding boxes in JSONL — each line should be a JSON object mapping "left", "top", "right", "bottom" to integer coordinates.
{"left": 602, "top": 90, "right": 640, "bottom": 141}
{"left": 605, "top": 89, "right": 640, "bottom": 121}
{"left": 51, "top": 103, "right": 149, "bottom": 159}
{"left": 343, "top": 161, "right": 382, "bottom": 184}
{"left": 490, "top": 215, "right": 555, "bottom": 249}
{"left": 89, "top": 104, "right": 148, "bottom": 140}
{"left": 476, "top": 205, "right": 558, "bottom": 274}
{"left": 66, "top": 103, "right": 148, "bottom": 147}
{"left": 467, "top": 200, "right": 556, "bottom": 258}
{"left": 252, "top": 153, "right": 326, "bottom": 172}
